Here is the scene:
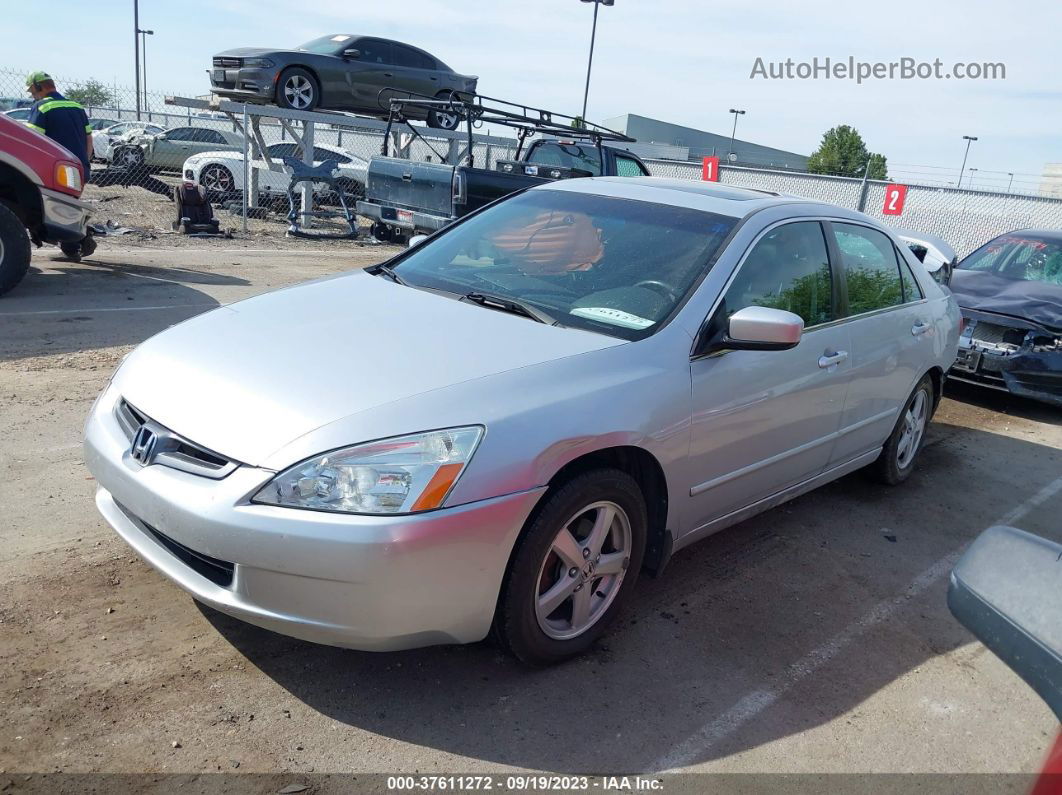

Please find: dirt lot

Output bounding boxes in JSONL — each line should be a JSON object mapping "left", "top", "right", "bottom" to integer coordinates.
{"left": 1, "top": 242, "right": 1059, "bottom": 785}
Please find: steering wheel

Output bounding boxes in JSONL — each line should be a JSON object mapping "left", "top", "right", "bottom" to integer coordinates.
{"left": 634, "top": 280, "right": 678, "bottom": 302}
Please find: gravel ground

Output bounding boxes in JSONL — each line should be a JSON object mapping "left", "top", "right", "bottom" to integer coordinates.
{"left": 0, "top": 246, "right": 1059, "bottom": 788}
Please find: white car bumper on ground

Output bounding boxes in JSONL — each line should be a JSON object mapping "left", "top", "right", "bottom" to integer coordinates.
{"left": 83, "top": 385, "right": 544, "bottom": 651}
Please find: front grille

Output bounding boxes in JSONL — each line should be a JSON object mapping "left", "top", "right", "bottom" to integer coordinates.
{"left": 213, "top": 57, "right": 241, "bottom": 68}
{"left": 115, "top": 398, "right": 238, "bottom": 479}
{"left": 144, "top": 522, "right": 235, "bottom": 588}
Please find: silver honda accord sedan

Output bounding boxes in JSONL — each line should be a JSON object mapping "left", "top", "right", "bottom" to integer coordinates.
{"left": 84, "top": 178, "right": 960, "bottom": 664}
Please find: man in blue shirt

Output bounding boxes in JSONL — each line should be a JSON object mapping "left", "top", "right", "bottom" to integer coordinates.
{"left": 25, "top": 71, "right": 96, "bottom": 259}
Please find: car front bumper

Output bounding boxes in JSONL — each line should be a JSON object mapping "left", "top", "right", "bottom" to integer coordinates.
{"left": 39, "top": 186, "right": 90, "bottom": 243}
{"left": 84, "top": 385, "right": 545, "bottom": 651}
{"left": 950, "top": 337, "right": 1062, "bottom": 408}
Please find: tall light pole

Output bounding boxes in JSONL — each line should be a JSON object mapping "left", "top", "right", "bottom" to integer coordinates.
{"left": 957, "top": 134, "right": 978, "bottom": 188}
{"left": 579, "top": 0, "right": 614, "bottom": 123}
{"left": 1006, "top": 172, "right": 1015, "bottom": 193}
{"left": 967, "top": 167, "right": 978, "bottom": 189}
{"left": 133, "top": 0, "right": 140, "bottom": 120}
{"left": 138, "top": 28, "right": 154, "bottom": 111}
{"left": 728, "top": 108, "right": 746, "bottom": 162}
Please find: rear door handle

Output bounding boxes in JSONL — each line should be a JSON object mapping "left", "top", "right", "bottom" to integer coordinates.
{"left": 912, "top": 321, "right": 930, "bottom": 336}
{"left": 818, "top": 350, "right": 849, "bottom": 369}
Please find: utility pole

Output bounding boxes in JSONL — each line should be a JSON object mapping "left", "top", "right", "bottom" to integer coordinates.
{"left": 579, "top": 0, "right": 614, "bottom": 123}
{"left": 138, "top": 28, "right": 154, "bottom": 111}
{"left": 957, "top": 134, "right": 978, "bottom": 188}
{"left": 133, "top": 0, "right": 141, "bottom": 120}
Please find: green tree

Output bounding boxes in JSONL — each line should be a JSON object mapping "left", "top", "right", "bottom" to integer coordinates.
{"left": 65, "top": 79, "right": 114, "bottom": 109}
{"left": 807, "top": 125, "right": 888, "bottom": 179}
{"left": 571, "top": 115, "right": 586, "bottom": 130}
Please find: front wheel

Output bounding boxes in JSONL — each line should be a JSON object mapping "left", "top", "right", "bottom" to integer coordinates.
{"left": 200, "top": 164, "right": 235, "bottom": 195}
{"left": 276, "top": 67, "right": 320, "bottom": 111}
{"left": 867, "top": 374, "right": 934, "bottom": 485}
{"left": 493, "top": 469, "right": 646, "bottom": 665}
{"left": 0, "top": 202, "right": 31, "bottom": 297}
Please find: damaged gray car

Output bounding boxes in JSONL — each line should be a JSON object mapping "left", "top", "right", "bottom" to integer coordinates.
{"left": 949, "top": 229, "right": 1062, "bottom": 407}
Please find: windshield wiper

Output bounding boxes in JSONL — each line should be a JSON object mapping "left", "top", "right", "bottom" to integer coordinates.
{"left": 372, "top": 263, "right": 407, "bottom": 285}
{"left": 460, "top": 291, "right": 559, "bottom": 326}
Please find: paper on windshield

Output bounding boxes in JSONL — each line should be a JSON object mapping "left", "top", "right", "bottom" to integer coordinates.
{"left": 570, "top": 307, "right": 655, "bottom": 330}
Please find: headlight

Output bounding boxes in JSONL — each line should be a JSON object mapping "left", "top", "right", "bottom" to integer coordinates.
{"left": 253, "top": 427, "right": 484, "bottom": 515}
{"left": 243, "top": 58, "right": 274, "bottom": 68}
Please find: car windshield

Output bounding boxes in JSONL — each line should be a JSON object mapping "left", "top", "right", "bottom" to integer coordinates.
{"left": 392, "top": 190, "right": 737, "bottom": 340}
{"left": 959, "top": 234, "right": 1062, "bottom": 286}
{"left": 298, "top": 35, "right": 351, "bottom": 54}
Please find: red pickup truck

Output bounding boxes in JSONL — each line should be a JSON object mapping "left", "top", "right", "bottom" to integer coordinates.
{"left": 0, "top": 113, "right": 92, "bottom": 296}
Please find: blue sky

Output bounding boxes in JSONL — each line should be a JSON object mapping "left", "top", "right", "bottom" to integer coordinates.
{"left": 4, "top": 0, "right": 1059, "bottom": 192}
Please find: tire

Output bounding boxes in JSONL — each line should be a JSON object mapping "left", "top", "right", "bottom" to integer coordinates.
{"left": 114, "top": 146, "right": 145, "bottom": 169}
{"left": 370, "top": 222, "right": 393, "bottom": 243}
{"left": 0, "top": 202, "right": 31, "bottom": 297}
{"left": 200, "top": 164, "right": 235, "bottom": 196}
{"left": 866, "top": 374, "right": 934, "bottom": 485}
{"left": 427, "top": 91, "right": 462, "bottom": 130}
{"left": 493, "top": 468, "right": 647, "bottom": 665}
{"left": 276, "top": 67, "right": 320, "bottom": 111}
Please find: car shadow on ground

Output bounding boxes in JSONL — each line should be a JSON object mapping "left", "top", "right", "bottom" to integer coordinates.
{"left": 0, "top": 263, "right": 224, "bottom": 361}
{"left": 198, "top": 420, "right": 1061, "bottom": 773}
{"left": 944, "top": 378, "right": 1060, "bottom": 425}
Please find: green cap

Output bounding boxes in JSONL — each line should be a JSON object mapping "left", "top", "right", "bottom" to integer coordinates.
{"left": 26, "top": 71, "right": 52, "bottom": 87}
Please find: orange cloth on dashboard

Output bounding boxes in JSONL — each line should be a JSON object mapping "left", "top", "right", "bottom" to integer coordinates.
{"left": 487, "top": 210, "right": 604, "bottom": 274}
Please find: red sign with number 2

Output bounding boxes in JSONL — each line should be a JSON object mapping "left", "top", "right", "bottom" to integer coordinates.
{"left": 702, "top": 156, "right": 720, "bottom": 182}
{"left": 883, "top": 184, "right": 908, "bottom": 215}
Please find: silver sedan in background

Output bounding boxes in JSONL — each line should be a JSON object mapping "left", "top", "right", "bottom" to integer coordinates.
{"left": 84, "top": 178, "right": 960, "bottom": 665}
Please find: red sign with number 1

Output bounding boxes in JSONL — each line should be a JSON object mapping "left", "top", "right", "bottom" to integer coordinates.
{"left": 883, "top": 184, "right": 908, "bottom": 215}
{"left": 702, "top": 156, "right": 720, "bottom": 182}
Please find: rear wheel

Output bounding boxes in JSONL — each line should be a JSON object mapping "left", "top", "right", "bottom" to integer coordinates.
{"left": 276, "top": 67, "right": 319, "bottom": 111}
{"left": 114, "top": 145, "right": 145, "bottom": 169}
{"left": 867, "top": 374, "right": 934, "bottom": 485}
{"left": 427, "top": 91, "right": 462, "bottom": 130}
{"left": 493, "top": 469, "right": 646, "bottom": 665}
{"left": 60, "top": 242, "right": 82, "bottom": 262}
{"left": 0, "top": 202, "right": 31, "bottom": 297}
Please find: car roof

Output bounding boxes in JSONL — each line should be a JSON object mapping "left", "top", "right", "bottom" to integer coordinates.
{"left": 537, "top": 176, "right": 838, "bottom": 219}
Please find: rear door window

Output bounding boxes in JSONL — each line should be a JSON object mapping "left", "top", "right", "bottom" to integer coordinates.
{"left": 392, "top": 44, "right": 434, "bottom": 70}
{"left": 833, "top": 223, "right": 903, "bottom": 315}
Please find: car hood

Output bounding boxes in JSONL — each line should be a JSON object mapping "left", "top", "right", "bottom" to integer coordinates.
{"left": 113, "top": 271, "right": 622, "bottom": 467}
{"left": 950, "top": 269, "right": 1062, "bottom": 333}
{"left": 186, "top": 150, "right": 245, "bottom": 164}
{"left": 215, "top": 47, "right": 283, "bottom": 58}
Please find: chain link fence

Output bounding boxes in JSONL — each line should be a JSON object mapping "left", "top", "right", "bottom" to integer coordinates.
{"left": 5, "top": 66, "right": 1062, "bottom": 254}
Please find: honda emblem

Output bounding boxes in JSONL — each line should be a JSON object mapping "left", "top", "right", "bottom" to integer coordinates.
{"left": 130, "top": 425, "right": 159, "bottom": 466}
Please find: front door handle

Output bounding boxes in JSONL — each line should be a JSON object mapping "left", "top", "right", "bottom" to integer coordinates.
{"left": 384, "top": 73, "right": 394, "bottom": 78}
{"left": 818, "top": 350, "right": 849, "bottom": 369}
{"left": 912, "top": 321, "right": 930, "bottom": 337}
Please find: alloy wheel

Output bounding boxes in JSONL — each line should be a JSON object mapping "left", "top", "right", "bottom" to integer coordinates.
{"left": 896, "top": 387, "right": 928, "bottom": 470}
{"left": 202, "top": 166, "right": 233, "bottom": 193}
{"left": 534, "top": 500, "right": 631, "bottom": 641}
{"left": 284, "top": 76, "right": 315, "bottom": 110}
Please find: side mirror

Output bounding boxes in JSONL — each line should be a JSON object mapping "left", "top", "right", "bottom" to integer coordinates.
{"left": 343, "top": 48, "right": 361, "bottom": 59}
{"left": 723, "top": 306, "right": 804, "bottom": 351}
{"left": 948, "top": 526, "right": 1062, "bottom": 722}
{"left": 408, "top": 234, "right": 428, "bottom": 249}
